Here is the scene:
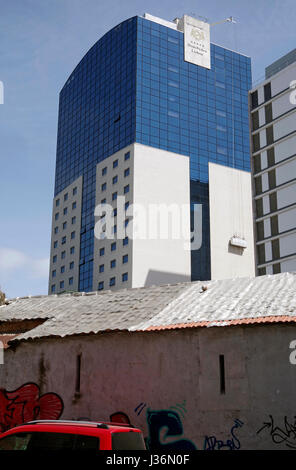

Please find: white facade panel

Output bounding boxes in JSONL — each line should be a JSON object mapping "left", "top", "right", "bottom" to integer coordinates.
{"left": 276, "top": 158, "right": 296, "bottom": 185}
{"left": 274, "top": 134, "right": 296, "bottom": 163}
{"left": 260, "top": 129, "right": 267, "bottom": 148}
{"left": 261, "top": 151, "right": 268, "bottom": 170}
{"left": 274, "top": 113, "right": 295, "bottom": 141}
{"left": 257, "top": 86, "right": 264, "bottom": 106}
{"left": 262, "top": 195, "right": 270, "bottom": 215}
{"left": 132, "top": 143, "right": 191, "bottom": 288}
{"left": 265, "top": 241, "right": 272, "bottom": 262}
{"left": 281, "top": 257, "right": 296, "bottom": 273}
{"left": 278, "top": 207, "right": 296, "bottom": 233}
{"left": 264, "top": 218, "right": 271, "bottom": 238}
{"left": 261, "top": 172, "right": 269, "bottom": 192}
{"left": 259, "top": 107, "right": 265, "bottom": 127}
{"left": 279, "top": 233, "right": 296, "bottom": 257}
{"left": 277, "top": 183, "right": 296, "bottom": 209}
{"left": 272, "top": 92, "right": 294, "bottom": 119}
{"left": 209, "top": 163, "right": 255, "bottom": 280}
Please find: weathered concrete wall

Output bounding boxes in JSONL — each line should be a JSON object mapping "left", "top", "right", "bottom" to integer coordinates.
{"left": 0, "top": 324, "right": 296, "bottom": 450}
{"left": 0, "top": 292, "right": 5, "bottom": 306}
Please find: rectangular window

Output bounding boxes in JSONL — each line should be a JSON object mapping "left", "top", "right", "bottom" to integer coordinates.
{"left": 64, "top": 207, "right": 68, "bottom": 215}
{"left": 124, "top": 168, "right": 130, "bottom": 177}
{"left": 72, "top": 216, "right": 76, "bottom": 225}
{"left": 112, "top": 192, "right": 117, "bottom": 201}
{"left": 113, "top": 175, "right": 118, "bottom": 184}
{"left": 52, "top": 270, "right": 56, "bottom": 278}
{"left": 251, "top": 90, "right": 258, "bottom": 109}
{"left": 113, "top": 208, "right": 117, "bottom": 217}
{"left": 124, "top": 151, "right": 130, "bottom": 161}
{"left": 99, "top": 247, "right": 105, "bottom": 256}
{"left": 266, "top": 126, "right": 274, "bottom": 146}
{"left": 54, "top": 227, "right": 58, "bottom": 234}
{"left": 69, "top": 277, "right": 73, "bottom": 285}
{"left": 122, "top": 272, "right": 128, "bottom": 282}
{"left": 64, "top": 193, "right": 68, "bottom": 201}
{"left": 111, "top": 242, "right": 116, "bottom": 251}
{"left": 54, "top": 241, "right": 58, "bottom": 249}
{"left": 70, "top": 246, "right": 75, "bottom": 254}
{"left": 264, "top": 83, "right": 272, "bottom": 101}
{"left": 113, "top": 159, "right": 118, "bottom": 168}
{"left": 55, "top": 213, "right": 59, "bottom": 221}
{"left": 98, "top": 281, "right": 104, "bottom": 291}
{"left": 61, "top": 251, "right": 66, "bottom": 259}
{"left": 257, "top": 244, "right": 265, "bottom": 264}
{"left": 102, "top": 167, "right": 107, "bottom": 176}
{"left": 252, "top": 133, "right": 260, "bottom": 152}
{"left": 61, "top": 266, "right": 65, "bottom": 273}
{"left": 122, "top": 254, "right": 128, "bottom": 264}
{"left": 99, "top": 264, "right": 104, "bottom": 273}
{"left": 219, "top": 355, "right": 225, "bottom": 394}
{"left": 51, "top": 285, "right": 56, "bottom": 293}
{"left": 123, "top": 237, "right": 128, "bottom": 246}
{"left": 267, "top": 147, "right": 275, "bottom": 167}
{"left": 252, "top": 111, "right": 259, "bottom": 131}
{"left": 63, "top": 222, "right": 67, "bottom": 230}
{"left": 70, "top": 261, "right": 74, "bottom": 270}
{"left": 101, "top": 183, "right": 107, "bottom": 192}
{"left": 56, "top": 199, "right": 60, "bottom": 207}
{"left": 62, "top": 236, "right": 66, "bottom": 245}
{"left": 109, "top": 277, "right": 116, "bottom": 286}
{"left": 124, "top": 185, "right": 130, "bottom": 194}
{"left": 101, "top": 198, "right": 106, "bottom": 204}
{"left": 125, "top": 202, "right": 130, "bottom": 211}
{"left": 110, "top": 259, "right": 116, "bottom": 269}
{"left": 60, "top": 281, "right": 64, "bottom": 289}
{"left": 71, "top": 231, "right": 75, "bottom": 239}
{"left": 73, "top": 187, "right": 77, "bottom": 196}
{"left": 265, "top": 103, "right": 273, "bottom": 124}
{"left": 72, "top": 202, "right": 76, "bottom": 210}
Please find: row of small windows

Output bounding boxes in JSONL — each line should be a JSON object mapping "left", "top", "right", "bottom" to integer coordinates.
{"left": 55, "top": 187, "right": 78, "bottom": 207}
{"left": 51, "top": 277, "right": 74, "bottom": 292}
{"left": 99, "top": 237, "right": 129, "bottom": 256}
{"left": 52, "top": 247, "right": 75, "bottom": 263}
{"left": 54, "top": 202, "right": 77, "bottom": 220}
{"left": 101, "top": 183, "right": 130, "bottom": 195}
{"left": 98, "top": 272, "right": 128, "bottom": 290}
{"left": 98, "top": 255, "right": 128, "bottom": 273}
{"left": 101, "top": 151, "right": 130, "bottom": 176}
{"left": 52, "top": 261, "right": 75, "bottom": 276}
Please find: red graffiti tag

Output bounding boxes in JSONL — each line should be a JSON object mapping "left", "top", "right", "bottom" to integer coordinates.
{"left": 0, "top": 383, "right": 64, "bottom": 432}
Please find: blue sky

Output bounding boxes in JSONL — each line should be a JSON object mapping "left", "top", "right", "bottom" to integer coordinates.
{"left": 0, "top": 0, "right": 295, "bottom": 299}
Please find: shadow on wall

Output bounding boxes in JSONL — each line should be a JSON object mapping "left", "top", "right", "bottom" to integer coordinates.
{"left": 144, "top": 270, "right": 190, "bottom": 287}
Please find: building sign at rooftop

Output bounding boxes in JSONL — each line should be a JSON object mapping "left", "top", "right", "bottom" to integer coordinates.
{"left": 183, "top": 15, "right": 211, "bottom": 69}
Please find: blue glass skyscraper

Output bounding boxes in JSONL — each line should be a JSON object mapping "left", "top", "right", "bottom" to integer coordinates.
{"left": 49, "top": 14, "right": 252, "bottom": 294}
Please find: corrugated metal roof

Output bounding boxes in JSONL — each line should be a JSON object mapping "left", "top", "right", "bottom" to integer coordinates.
{"left": 1, "top": 272, "right": 296, "bottom": 345}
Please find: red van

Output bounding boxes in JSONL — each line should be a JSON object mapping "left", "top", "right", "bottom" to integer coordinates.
{"left": 0, "top": 420, "right": 146, "bottom": 450}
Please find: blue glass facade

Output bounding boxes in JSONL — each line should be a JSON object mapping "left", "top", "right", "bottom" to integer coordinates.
{"left": 53, "top": 15, "right": 251, "bottom": 290}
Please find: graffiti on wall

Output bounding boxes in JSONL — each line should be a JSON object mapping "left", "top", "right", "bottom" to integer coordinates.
{"left": 257, "top": 415, "right": 296, "bottom": 449}
{"left": 145, "top": 409, "right": 197, "bottom": 451}
{"left": 0, "top": 383, "right": 64, "bottom": 432}
{"left": 203, "top": 419, "right": 244, "bottom": 450}
{"left": 110, "top": 404, "right": 196, "bottom": 451}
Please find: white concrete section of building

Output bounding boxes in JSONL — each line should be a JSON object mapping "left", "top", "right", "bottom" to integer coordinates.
{"left": 279, "top": 232, "right": 296, "bottom": 258}
{"left": 93, "top": 145, "right": 134, "bottom": 292}
{"left": 273, "top": 113, "right": 295, "bottom": 141}
{"left": 209, "top": 163, "right": 255, "bottom": 280}
{"left": 272, "top": 91, "right": 294, "bottom": 119}
{"left": 132, "top": 143, "right": 191, "bottom": 288}
{"left": 281, "top": 257, "right": 296, "bottom": 272}
{"left": 93, "top": 143, "right": 191, "bottom": 292}
{"left": 277, "top": 182, "right": 296, "bottom": 209}
{"left": 48, "top": 176, "right": 83, "bottom": 294}
{"left": 276, "top": 157, "right": 296, "bottom": 185}
{"left": 264, "top": 218, "right": 271, "bottom": 238}
{"left": 143, "top": 13, "right": 177, "bottom": 30}
{"left": 278, "top": 207, "right": 296, "bottom": 233}
{"left": 250, "top": 57, "right": 296, "bottom": 276}
{"left": 274, "top": 134, "right": 296, "bottom": 163}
